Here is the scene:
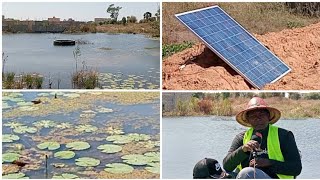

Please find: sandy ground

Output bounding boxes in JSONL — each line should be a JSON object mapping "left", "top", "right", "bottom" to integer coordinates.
{"left": 162, "top": 22, "right": 320, "bottom": 90}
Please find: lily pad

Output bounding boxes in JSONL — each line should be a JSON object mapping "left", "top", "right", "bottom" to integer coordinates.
{"left": 106, "top": 135, "right": 133, "bottom": 144}
{"left": 66, "top": 141, "right": 90, "bottom": 150}
{"left": 104, "top": 163, "right": 134, "bottom": 174}
{"left": 56, "top": 122, "right": 72, "bottom": 129}
{"left": 121, "top": 154, "right": 153, "bottom": 166}
{"left": 75, "top": 124, "right": 98, "bottom": 133}
{"left": 37, "top": 141, "right": 60, "bottom": 150}
{"left": 79, "top": 113, "right": 96, "bottom": 118}
{"left": 54, "top": 151, "right": 76, "bottom": 160}
{"left": 2, "top": 134, "right": 20, "bottom": 143}
{"left": 145, "top": 163, "right": 160, "bottom": 174}
{"left": 128, "top": 133, "right": 151, "bottom": 141}
{"left": 33, "top": 120, "right": 56, "bottom": 128}
{"left": 3, "top": 122, "right": 24, "bottom": 129}
{"left": 75, "top": 157, "right": 100, "bottom": 167}
{"left": 13, "top": 126, "right": 37, "bottom": 134}
{"left": 2, "top": 172, "right": 29, "bottom": 179}
{"left": 52, "top": 173, "right": 79, "bottom": 179}
{"left": 2, "top": 152, "right": 20, "bottom": 163}
{"left": 144, "top": 152, "right": 160, "bottom": 162}
{"left": 97, "top": 144, "right": 122, "bottom": 154}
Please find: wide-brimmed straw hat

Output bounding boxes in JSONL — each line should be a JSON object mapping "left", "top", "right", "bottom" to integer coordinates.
{"left": 236, "top": 97, "right": 281, "bottom": 127}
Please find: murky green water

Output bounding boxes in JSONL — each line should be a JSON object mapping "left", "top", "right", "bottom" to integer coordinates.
{"left": 2, "top": 92, "right": 160, "bottom": 179}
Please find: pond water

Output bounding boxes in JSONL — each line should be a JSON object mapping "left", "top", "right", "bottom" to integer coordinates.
{"left": 2, "top": 92, "right": 160, "bottom": 179}
{"left": 162, "top": 116, "right": 320, "bottom": 179}
{"left": 2, "top": 33, "right": 160, "bottom": 89}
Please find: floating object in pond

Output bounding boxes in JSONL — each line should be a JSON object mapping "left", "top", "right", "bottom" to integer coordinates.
{"left": 31, "top": 99, "right": 41, "bottom": 104}
{"left": 53, "top": 40, "right": 76, "bottom": 46}
{"left": 52, "top": 173, "right": 79, "bottom": 179}
{"left": 2, "top": 172, "right": 28, "bottom": 179}
{"left": 75, "top": 157, "right": 100, "bottom": 167}
{"left": 104, "top": 163, "right": 134, "bottom": 174}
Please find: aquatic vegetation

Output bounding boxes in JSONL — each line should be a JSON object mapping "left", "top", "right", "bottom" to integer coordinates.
{"left": 2, "top": 92, "right": 160, "bottom": 179}
{"left": 75, "top": 157, "right": 100, "bottom": 167}
{"left": 7, "top": 97, "right": 25, "bottom": 102}
{"left": 97, "top": 144, "right": 122, "bottom": 154}
{"left": 145, "top": 163, "right": 160, "bottom": 174}
{"left": 106, "top": 135, "right": 133, "bottom": 144}
{"left": 144, "top": 152, "right": 160, "bottom": 162}
{"left": 2, "top": 172, "right": 29, "bottom": 179}
{"left": 16, "top": 101, "right": 34, "bottom": 106}
{"left": 37, "top": 141, "right": 60, "bottom": 150}
{"left": 56, "top": 122, "right": 72, "bottom": 129}
{"left": 2, "top": 152, "right": 20, "bottom": 163}
{"left": 33, "top": 120, "right": 56, "bottom": 128}
{"left": 139, "top": 140, "right": 160, "bottom": 149}
{"left": 121, "top": 154, "right": 153, "bottom": 166}
{"left": 18, "top": 106, "right": 39, "bottom": 112}
{"left": 52, "top": 173, "right": 79, "bottom": 179}
{"left": 3, "top": 122, "right": 24, "bottom": 129}
{"left": 13, "top": 126, "right": 37, "bottom": 134}
{"left": 128, "top": 133, "right": 151, "bottom": 141}
{"left": 54, "top": 151, "right": 76, "bottom": 160}
{"left": 106, "top": 126, "right": 124, "bottom": 135}
{"left": 37, "top": 93, "right": 50, "bottom": 97}
{"left": 98, "top": 72, "right": 159, "bottom": 90}
{"left": 2, "top": 164, "right": 20, "bottom": 175}
{"left": 66, "top": 141, "right": 90, "bottom": 150}
{"left": 104, "top": 163, "right": 134, "bottom": 174}
{"left": 2, "top": 134, "right": 20, "bottom": 143}
{"left": 106, "top": 133, "right": 151, "bottom": 144}
{"left": 75, "top": 124, "right": 98, "bottom": 133}
{"left": 80, "top": 113, "right": 96, "bottom": 119}
{"left": 96, "top": 106, "right": 113, "bottom": 113}
{"left": 63, "top": 93, "right": 80, "bottom": 98}
{"left": 99, "top": 47, "right": 113, "bottom": 51}
{"left": 2, "top": 102, "right": 11, "bottom": 109}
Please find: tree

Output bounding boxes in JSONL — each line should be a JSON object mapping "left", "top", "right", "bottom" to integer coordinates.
{"left": 107, "top": 4, "right": 122, "bottom": 22}
{"left": 143, "top": 12, "right": 152, "bottom": 21}
{"left": 155, "top": 6, "right": 160, "bottom": 21}
{"left": 121, "top": 17, "right": 127, "bottom": 26}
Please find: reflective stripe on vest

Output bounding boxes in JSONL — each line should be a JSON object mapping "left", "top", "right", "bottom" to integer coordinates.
{"left": 236, "top": 125, "right": 293, "bottom": 179}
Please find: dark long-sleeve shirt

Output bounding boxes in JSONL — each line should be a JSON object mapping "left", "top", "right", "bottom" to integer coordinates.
{"left": 223, "top": 125, "right": 302, "bottom": 178}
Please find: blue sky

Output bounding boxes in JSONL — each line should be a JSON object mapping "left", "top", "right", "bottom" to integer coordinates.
{"left": 2, "top": 2, "right": 160, "bottom": 21}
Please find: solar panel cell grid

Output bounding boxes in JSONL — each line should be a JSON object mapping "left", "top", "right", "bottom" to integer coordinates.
{"left": 176, "top": 6, "right": 290, "bottom": 89}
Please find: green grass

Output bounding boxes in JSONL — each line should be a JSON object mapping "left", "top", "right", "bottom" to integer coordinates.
{"left": 162, "top": 41, "right": 194, "bottom": 58}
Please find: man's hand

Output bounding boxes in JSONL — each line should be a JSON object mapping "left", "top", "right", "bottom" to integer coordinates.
{"left": 242, "top": 140, "right": 260, "bottom": 152}
{"left": 249, "top": 158, "right": 272, "bottom": 168}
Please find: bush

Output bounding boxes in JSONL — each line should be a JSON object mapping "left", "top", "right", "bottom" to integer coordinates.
{"left": 162, "top": 41, "right": 194, "bottom": 58}
{"left": 72, "top": 70, "right": 99, "bottom": 89}
{"left": 198, "top": 99, "right": 213, "bottom": 114}
{"left": 176, "top": 100, "right": 190, "bottom": 116}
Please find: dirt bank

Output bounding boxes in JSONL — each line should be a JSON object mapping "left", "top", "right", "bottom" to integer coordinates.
{"left": 162, "top": 22, "right": 320, "bottom": 90}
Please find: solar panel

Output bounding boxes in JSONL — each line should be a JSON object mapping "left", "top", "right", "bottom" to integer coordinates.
{"left": 175, "top": 6, "right": 291, "bottom": 89}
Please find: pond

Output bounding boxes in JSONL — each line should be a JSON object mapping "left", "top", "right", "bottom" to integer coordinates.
{"left": 2, "top": 33, "right": 160, "bottom": 89}
{"left": 2, "top": 92, "right": 160, "bottom": 179}
{"left": 162, "top": 116, "right": 320, "bottom": 179}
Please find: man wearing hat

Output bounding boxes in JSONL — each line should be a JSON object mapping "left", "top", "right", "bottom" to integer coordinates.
{"left": 223, "top": 97, "right": 302, "bottom": 179}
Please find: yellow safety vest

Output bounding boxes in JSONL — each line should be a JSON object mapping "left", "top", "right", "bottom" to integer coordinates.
{"left": 236, "top": 125, "right": 294, "bottom": 179}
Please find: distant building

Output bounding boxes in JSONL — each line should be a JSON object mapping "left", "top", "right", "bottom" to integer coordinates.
{"left": 48, "top": 16, "right": 60, "bottom": 23}
{"left": 94, "top": 18, "right": 111, "bottom": 24}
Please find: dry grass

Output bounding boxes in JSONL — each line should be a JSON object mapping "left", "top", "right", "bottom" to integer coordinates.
{"left": 163, "top": 2, "right": 320, "bottom": 44}
{"left": 164, "top": 96, "right": 320, "bottom": 119}
{"left": 96, "top": 22, "right": 160, "bottom": 37}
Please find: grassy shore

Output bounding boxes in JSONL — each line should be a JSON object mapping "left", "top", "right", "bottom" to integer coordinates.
{"left": 163, "top": 96, "right": 320, "bottom": 119}
{"left": 163, "top": 2, "right": 320, "bottom": 44}
{"left": 96, "top": 22, "right": 160, "bottom": 38}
